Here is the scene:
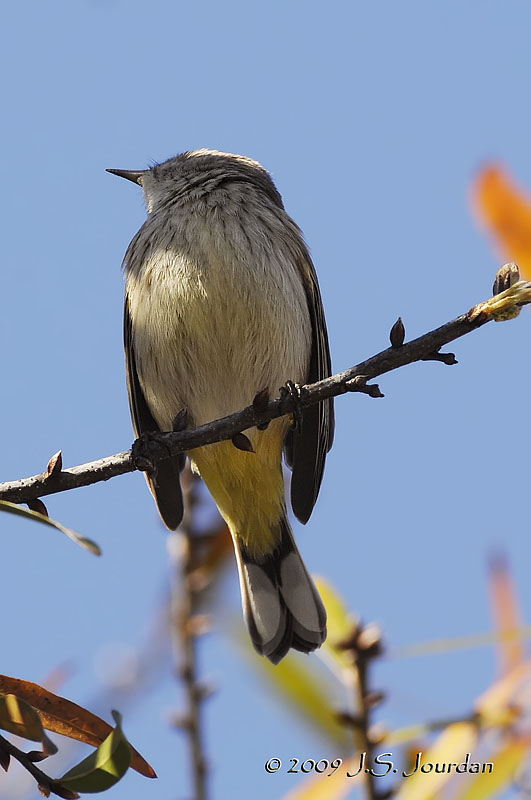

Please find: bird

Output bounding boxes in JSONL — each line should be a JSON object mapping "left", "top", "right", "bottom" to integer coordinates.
{"left": 108, "top": 149, "right": 334, "bottom": 663}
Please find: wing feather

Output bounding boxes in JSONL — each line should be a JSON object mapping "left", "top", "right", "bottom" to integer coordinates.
{"left": 285, "top": 251, "right": 334, "bottom": 524}
{"left": 124, "top": 297, "right": 185, "bottom": 530}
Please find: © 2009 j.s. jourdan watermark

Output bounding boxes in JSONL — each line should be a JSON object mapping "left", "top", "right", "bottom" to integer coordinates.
{"left": 264, "top": 753, "right": 494, "bottom": 778}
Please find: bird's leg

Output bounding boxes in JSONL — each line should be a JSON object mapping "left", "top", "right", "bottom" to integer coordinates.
{"left": 132, "top": 408, "right": 189, "bottom": 477}
{"left": 280, "top": 380, "right": 303, "bottom": 434}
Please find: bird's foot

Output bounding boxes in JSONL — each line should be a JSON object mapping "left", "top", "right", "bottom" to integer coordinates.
{"left": 280, "top": 380, "right": 303, "bottom": 433}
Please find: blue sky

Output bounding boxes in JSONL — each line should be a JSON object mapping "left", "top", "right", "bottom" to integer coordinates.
{"left": 2, "top": 1, "right": 531, "bottom": 798}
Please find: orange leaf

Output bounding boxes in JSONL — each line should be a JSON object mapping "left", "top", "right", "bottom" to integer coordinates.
{"left": 487, "top": 554, "right": 524, "bottom": 676}
{"left": 474, "top": 165, "right": 531, "bottom": 279}
{"left": 0, "top": 675, "right": 155, "bottom": 779}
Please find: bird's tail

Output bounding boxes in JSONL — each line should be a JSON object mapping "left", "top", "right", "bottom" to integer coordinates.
{"left": 234, "top": 516, "right": 327, "bottom": 664}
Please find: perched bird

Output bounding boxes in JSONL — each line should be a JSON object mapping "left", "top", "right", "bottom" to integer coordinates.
{"left": 108, "top": 149, "right": 334, "bottom": 663}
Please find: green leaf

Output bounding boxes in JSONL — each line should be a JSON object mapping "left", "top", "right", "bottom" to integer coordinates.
{"left": 58, "top": 711, "right": 131, "bottom": 793}
{"left": 0, "top": 500, "right": 101, "bottom": 555}
{"left": 253, "top": 650, "right": 350, "bottom": 749}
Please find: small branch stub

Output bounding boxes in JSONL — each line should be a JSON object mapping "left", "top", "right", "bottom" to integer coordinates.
{"left": 421, "top": 349, "right": 458, "bottom": 365}
{"left": 252, "top": 387, "right": 270, "bottom": 412}
{"left": 390, "top": 317, "right": 405, "bottom": 348}
{"left": 345, "top": 376, "right": 384, "bottom": 399}
{"left": 471, "top": 269, "right": 531, "bottom": 323}
{"left": 493, "top": 261, "right": 520, "bottom": 296}
{"left": 27, "top": 498, "right": 49, "bottom": 517}
{"left": 46, "top": 451, "right": 63, "bottom": 478}
{"left": 172, "top": 408, "right": 189, "bottom": 432}
{"left": 231, "top": 433, "right": 254, "bottom": 453}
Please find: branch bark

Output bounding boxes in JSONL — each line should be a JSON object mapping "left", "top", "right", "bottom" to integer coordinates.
{"left": 1, "top": 273, "right": 529, "bottom": 507}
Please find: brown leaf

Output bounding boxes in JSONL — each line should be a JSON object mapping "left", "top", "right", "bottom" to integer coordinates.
{"left": 0, "top": 676, "right": 156, "bottom": 779}
{"left": 46, "top": 451, "right": 63, "bottom": 478}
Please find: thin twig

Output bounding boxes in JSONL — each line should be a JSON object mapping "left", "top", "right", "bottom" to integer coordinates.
{"left": 386, "top": 711, "right": 480, "bottom": 746}
{"left": 355, "top": 659, "right": 379, "bottom": 800}
{"left": 171, "top": 469, "right": 209, "bottom": 800}
{"left": 338, "top": 623, "right": 387, "bottom": 800}
{"left": 0, "top": 734, "right": 78, "bottom": 799}
{"left": 1, "top": 275, "right": 529, "bottom": 506}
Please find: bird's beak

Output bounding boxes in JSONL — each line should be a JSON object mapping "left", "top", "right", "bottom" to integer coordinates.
{"left": 106, "top": 168, "right": 146, "bottom": 185}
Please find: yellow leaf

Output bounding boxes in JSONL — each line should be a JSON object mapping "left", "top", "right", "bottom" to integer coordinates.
{"left": 476, "top": 662, "right": 531, "bottom": 721}
{"left": 283, "top": 755, "right": 363, "bottom": 800}
{"left": 395, "top": 722, "right": 478, "bottom": 800}
{"left": 0, "top": 693, "right": 57, "bottom": 755}
{"left": 454, "top": 741, "right": 527, "bottom": 800}
{"left": 252, "top": 652, "right": 350, "bottom": 749}
{"left": 314, "top": 578, "right": 359, "bottom": 674}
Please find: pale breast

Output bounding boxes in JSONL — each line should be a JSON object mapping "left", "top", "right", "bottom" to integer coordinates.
{"left": 126, "top": 214, "right": 312, "bottom": 431}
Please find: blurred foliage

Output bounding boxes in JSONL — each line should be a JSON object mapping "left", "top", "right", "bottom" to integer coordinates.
{"left": 0, "top": 500, "right": 100, "bottom": 555}
{"left": 0, "top": 689, "right": 153, "bottom": 796}
{"left": 278, "top": 559, "right": 531, "bottom": 800}
{"left": 276, "top": 166, "right": 531, "bottom": 797}
{"left": 474, "top": 165, "right": 531, "bottom": 280}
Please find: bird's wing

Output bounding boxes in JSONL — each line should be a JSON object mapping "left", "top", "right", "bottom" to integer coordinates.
{"left": 284, "top": 251, "right": 334, "bottom": 524}
{"left": 124, "top": 296, "right": 185, "bottom": 530}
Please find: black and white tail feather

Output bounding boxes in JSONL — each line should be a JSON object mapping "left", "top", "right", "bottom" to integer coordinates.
{"left": 235, "top": 517, "right": 327, "bottom": 664}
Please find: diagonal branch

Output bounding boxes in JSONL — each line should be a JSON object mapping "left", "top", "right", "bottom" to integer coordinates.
{"left": 1, "top": 271, "right": 529, "bottom": 507}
